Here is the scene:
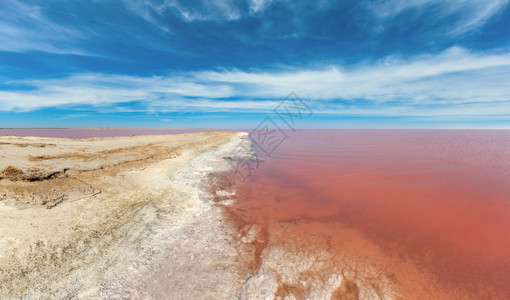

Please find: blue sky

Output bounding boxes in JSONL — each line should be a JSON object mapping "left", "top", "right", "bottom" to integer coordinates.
{"left": 1, "top": 0, "right": 510, "bottom": 128}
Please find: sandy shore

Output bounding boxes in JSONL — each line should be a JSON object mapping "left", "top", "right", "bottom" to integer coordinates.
{"left": 0, "top": 131, "right": 250, "bottom": 299}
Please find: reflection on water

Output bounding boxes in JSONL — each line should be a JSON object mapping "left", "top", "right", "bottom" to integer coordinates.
{"left": 224, "top": 130, "right": 510, "bottom": 299}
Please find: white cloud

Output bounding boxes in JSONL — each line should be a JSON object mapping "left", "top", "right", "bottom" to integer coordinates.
{"left": 0, "top": 74, "right": 235, "bottom": 111}
{"left": 1, "top": 47, "right": 510, "bottom": 117}
{"left": 191, "top": 47, "right": 510, "bottom": 105}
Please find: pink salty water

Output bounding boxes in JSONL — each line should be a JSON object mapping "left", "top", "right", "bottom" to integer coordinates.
{"left": 225, "top": 130, "right": 510, "bottom": 299}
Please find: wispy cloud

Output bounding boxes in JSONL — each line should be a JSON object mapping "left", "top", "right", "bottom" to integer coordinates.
{"left": 122, "top": 0, "right": 242, "bottom": 24}
{"left": 0, "top": 0, "right": 85, "bottom": 54}
{"left": 248, "top": 0, "right": 275, "bottom": 14}
{"left": 3, "top": 0, "right": 505, "bottom": 58}
{"left": 369, "top": 0, "right": 510, "bottom": 36}
{"left": 1, "top": 47, "right": 509, "bottom": 117}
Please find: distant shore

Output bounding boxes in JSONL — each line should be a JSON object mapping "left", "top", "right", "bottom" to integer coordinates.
{"left": 0, "top": 128, "right": 233, "bottom": 139}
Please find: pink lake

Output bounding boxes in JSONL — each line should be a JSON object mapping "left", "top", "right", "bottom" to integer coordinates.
{"left": 222, "top": 130, "right": 510, "bottom": 299}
